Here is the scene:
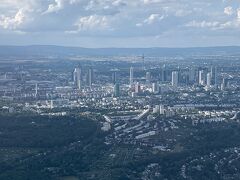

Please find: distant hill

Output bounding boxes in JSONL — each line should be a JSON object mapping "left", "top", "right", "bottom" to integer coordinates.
{"left": 0, "top": 45, "right": 240, "bottom": 57}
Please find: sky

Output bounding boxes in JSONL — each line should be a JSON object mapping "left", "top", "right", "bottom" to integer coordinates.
{"left": 0, "top": 0, "right": 240, "bottom": 48}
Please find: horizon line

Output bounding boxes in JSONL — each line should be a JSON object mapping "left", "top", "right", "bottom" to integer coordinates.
{"left": 0, "top": 44, "right": 240, "bottom": 49}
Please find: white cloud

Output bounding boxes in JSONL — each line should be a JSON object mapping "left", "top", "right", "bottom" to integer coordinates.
{"left": 175, "top": 9, "right": 192, "bottom": 17}
{"left": 136, "top": 23, "right": 143, "bottom": 27}
{"left": 112, "top": 0, "right": 126, "bottom": 7}
{"left": 0, "top": 0, "right": 29, "bottom": 8}
{"left": 74, "top": 15, "right": 110, "bottom": 31}
{"left": 0, "top": 0, "right": 240, "bottom": 47}
{"left": 43, "top": 0, "right": 64, "bottom": 14}
{"left": 219, "top": 20, "right": 240, "bottom": 29}
{"left": 43, "top": 0, "right": 81, "bottom": 14}
{"left": 185, "top": 20, "right": 220, "bottom": 28}
{"left": 143, "top": 0, "right": 163, "bottom": 4}
{"left": 143, "top": 14, "right": 164, "bottom": 24}
{"left": 186, "top": 18, "right": 240, "bottom": 30}
{"left": 0, "top": 9, "right": 27, "bottom": 30}
{"left": 237, "top": 8, "right": 240, "bottom": 19}
{"left": 84, "top": 0, "right": 126, "bottom": 15}
{"left": 136, "top": 13, "right": 165, "bottom": 27}
{"left": 69, "top": 0, "right": 81, "bottom": 4}
{"left": 224, "top": 6, "right": 234, "bottom": 16}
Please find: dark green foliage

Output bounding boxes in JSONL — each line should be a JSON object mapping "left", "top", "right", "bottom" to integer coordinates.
{"left": 0, "top": 114, "right": 97, "bottom": 148}
{"left": 1, "top": 114, "right": 240, "bottom": 180}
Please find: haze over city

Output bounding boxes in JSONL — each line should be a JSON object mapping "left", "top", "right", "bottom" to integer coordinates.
{"left": 1, "top": 1, "right": 240, "bottom": 180}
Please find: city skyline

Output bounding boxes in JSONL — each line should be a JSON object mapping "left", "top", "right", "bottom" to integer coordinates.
{"left": 1, "top": 1, "right": 240, "bottom": 179}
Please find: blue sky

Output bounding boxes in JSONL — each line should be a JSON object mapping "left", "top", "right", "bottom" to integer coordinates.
{"left": 0, "top": 0, "right": 240, "bottom": 47}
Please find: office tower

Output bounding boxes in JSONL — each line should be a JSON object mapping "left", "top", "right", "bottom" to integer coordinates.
{"left": 161, "top": 65, "right": 167, "bottom": 82}
{"left": 206, "top": 73, "right": 211, "bottom": 89}
{"left": 221, "top": 78, "right": 228, "bottom": 91}
{"left": 73, "top": 66, "right": 81, "bottom": 90}
{"left": 211, "top": 66, "right": 218, "bottom": 86}
{"left": 135, "top": 82, "right": 141, "bottom": 93}
{"left": 72, "top": 70, "right": 76, "bottom": 82}
{"left": 77, "top": 67, "right": 82, "bottom": 90}
{"left": 172, "top": 71, "right": 179, "bottom": 87}
{"left": 50, "top": 100, "right": 54, "bottom": 109}
{"left": 114, "top": 83, "right": 120, "bottom": 97}
{"left": 73, "top": 68, "right": 77, "bottom": 82}
{"left": 210, "top": 66, "right": 216, "bottom": 85}
{"left": 198, "top": 70, "right": 205, "bottom": 85}
{"left": 88, "top": 68, "right": 93, "bottom": 87}
{"left": 146, "top": 72, "right": 151, "bottom": 83}
{"left": 112, "top": 71, "right": 118, "bottom": 84}
{"left": 189, "top": 67, "right": 195, "bottom": 83}
{"left": 210, "top": 66, "right": 214, "bottom": 78}
{"left": 152, "top": 82, "right": 159, "bottom": 94}
{"left": 130, "top": 67, "right": 134, "bottom": 87}
{"left": 214, "top": 67, "right": 218, "bottom": 86}
{"left": 180, "top": 71, "right": 189, "bottom": 85}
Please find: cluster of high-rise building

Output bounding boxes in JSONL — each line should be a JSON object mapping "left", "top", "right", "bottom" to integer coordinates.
{"left": 72, "top": 66, "right": 93, "bottom": 90}
{"left": 69, "top": 63, "right": 234, "bottom": 99}
{"left": 122, "top": 65, "right": 226, "bottom": 97}
{"left": 0, "top": 56, "right": 239, "bottom": 112}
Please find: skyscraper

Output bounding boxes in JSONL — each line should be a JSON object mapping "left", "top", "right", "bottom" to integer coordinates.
{"left": 146, "top": 72, "right": 151, "bottom": 83}
{"left": 88, "top": 68, "right": 93, "bottom": 87}
{"left": 210, "top": 66, "right": 218, "bottom": 86}
{"left": 206, "top": 72, "right": 211, "bottom": 89}
{"left": 72, "top": 69, "right": 76, "bottom": 82}
{"left": 221, "top": 78, "right": 228, "bottom": 91}
{"left": 214, "top": 67, "right": 218, "bottom": 86}
{"left": 135, "top": 82, "right": 141, "bottom": 93}
{"left": 114, "top": 83, "right": 120, "bottom": 97}
{"left": 152, "top": 82, "right": 159, "bottom": 94}
{"left": 73, "top": 66, "right": 82, "bottom": 90}
{"left": 172, "top": 71, "right": 178, "bottom": 87}
{"left": 199, "top": 70, "right": 205, "bottom": 85}
{"left": 112, "top": 71, "right": 118, "bottom": 84}
{"left": 189, "top": 67, "right": 196, "bottom": 84}
{"left": 130, "top": 67, "right": 134, "bottom": 87}
{"left": 161, "top": 65, "right": 166, "bottom": 82}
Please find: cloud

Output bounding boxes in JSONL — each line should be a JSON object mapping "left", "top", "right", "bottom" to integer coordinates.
{"left": 238, "top": 8, "right": 240, "bottom": 19}
{"left": 144, "top": 14, "right": 164, "bottom": 24}
{"left": 185, "top": 20, "right": 220, "bottom": 28}
{"left": 73, "top": 15, "right": 110, "bottom": 31}
{"left": 175, "top": 9, "right": 192, "bottom": 17}
{"left": 84, "top": 0, "right": 126, "bottom": 15}
{"left": 219, "top": 20, "right": 240, "bottom": 29}
{"left": 185, "top": 19, "right": 240, "bottom": 30}
{"left": 136, "top": 23, "right": 143, "bottom": 27}
{"left": 69, "top": 0, "right": 81, "bottom": 4}
{"left": 137, "top": 13, "right": 165, "bottom": 26}
{"left": 0, "top": 0, "right": 240, "bottom": 47}
{"left": 43, "top": 0, "right": 65, "bottom": 14}
{"left": 143, "top": 0, "right": 164, "bottom": 4}
{"left": 224, "top": 6, "right": 234, "bottom": 15}
{"left": 0, "top": 9, "right": 27, "bottom": 30}
{"left": 43, "top": 0, "right": 81, "bottom": 14}
{"left": 112, "top": 0, "right": 127, "bottom": 7}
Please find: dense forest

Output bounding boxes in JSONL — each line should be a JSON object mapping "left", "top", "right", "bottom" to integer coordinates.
{"left": 1, "top": 114, "right": 240, "bottom": 179}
